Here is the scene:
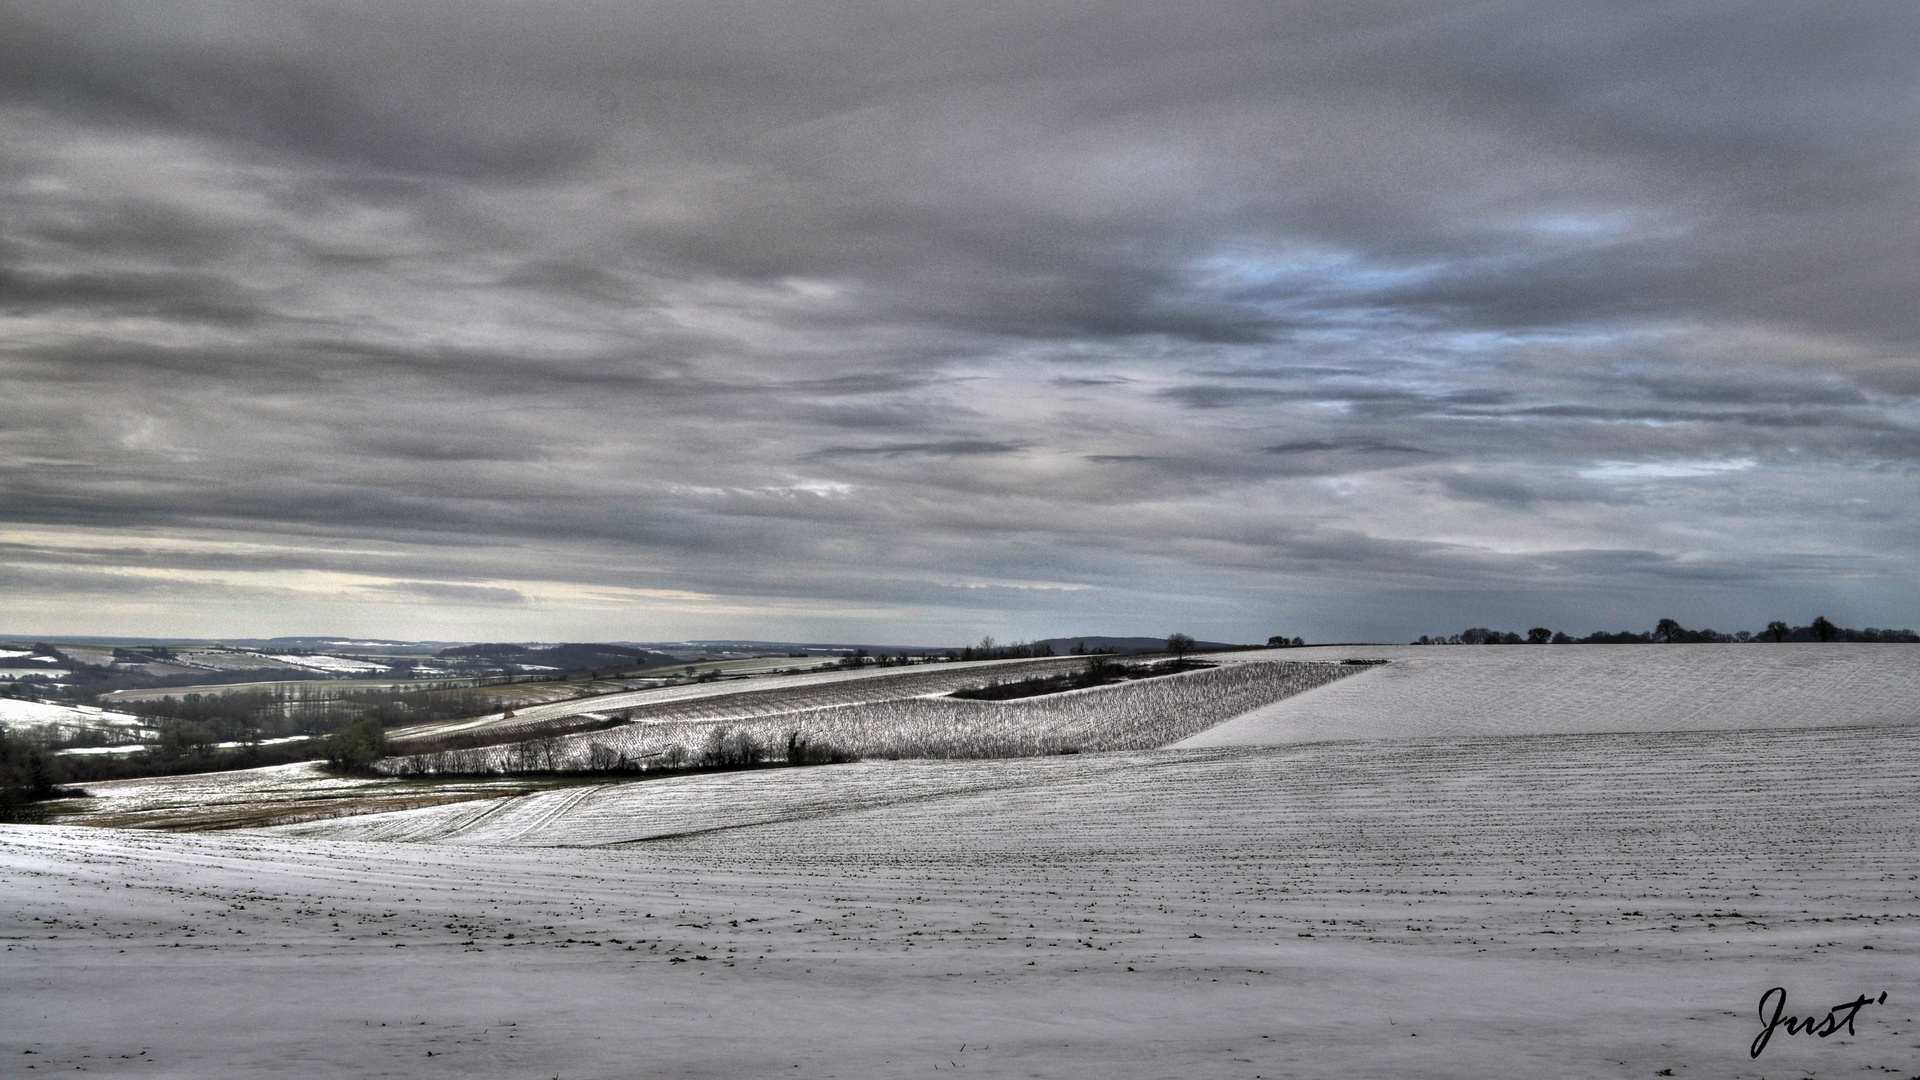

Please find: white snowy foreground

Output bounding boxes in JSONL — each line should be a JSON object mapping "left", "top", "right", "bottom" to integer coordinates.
{"left": 7, "top": 720, "right": 1919, "bottom": 1078}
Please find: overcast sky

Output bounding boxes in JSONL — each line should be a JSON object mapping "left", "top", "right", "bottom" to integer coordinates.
{"left": 3, "top": 1, "right": 1917, "bottom": 645}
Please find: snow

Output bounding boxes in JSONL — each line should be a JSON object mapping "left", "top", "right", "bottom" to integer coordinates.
{"left": 6, "top": 646, "right": 1920, "bottom": 1076}
{"left": 387, "top": 660, "right": 1355, "bottom": 773}
{"left": 0, "top": 649, "right": 35, "bottom": 660}
{"left": 263, "top": 653, "right": 391, "bottom": 674}
{"left": 1176, "top": 642, "right": 1920, "bottom": 746}
{"left": 55, "top": 735, "right": 312, "bottom": 757}
{"left": 0, "top": 667, "right": 69, "bottom": 679}
{"left": 6, "top": 722, "right": 1918, "bottom": 1077}
{"left": 0, "top": 698, "right": 145, "bottom": 728}
{"left": 44, "top": 762, "right": 530, "bottom": 830}
{"left": 387, "top": 654, "right": 1131, "bottom": 739}
{"left": 50, "top": 645, "right": 115, "bottom": 667}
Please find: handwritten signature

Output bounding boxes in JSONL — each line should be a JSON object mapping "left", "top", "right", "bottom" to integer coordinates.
{"left": 1750, "top": 987, "right": 1887, "bottom": 1058}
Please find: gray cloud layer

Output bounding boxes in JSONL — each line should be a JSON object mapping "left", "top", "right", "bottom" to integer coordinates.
{"left": 2, "top": 1, "right": 1916, "bottom": 641}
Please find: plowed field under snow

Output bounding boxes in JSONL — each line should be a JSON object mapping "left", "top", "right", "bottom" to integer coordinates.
{"left": 1183, "top": 641, "right": 1920, "bottom": 744}
{"left": 5, "top": 645, "right": 1918, "bottom": 1078}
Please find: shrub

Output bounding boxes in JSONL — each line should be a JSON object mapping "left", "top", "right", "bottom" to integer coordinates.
{"left": 785, "top": 731, "right": 858, "bottom": 765}
{"left": 322, "top": 718, "right": 388, "bottom": 775}
{"left": 1, "top": 725, "right": 64, "bottom": 823}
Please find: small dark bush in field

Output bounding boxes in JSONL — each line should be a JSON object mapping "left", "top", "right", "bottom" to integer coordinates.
{"left": 1, "top": 724, "right": 65, "bottom": 823}
{"left": 785, "top": 731, "right": 858, "bottom": 765}
{"left": 322, "top": 717, "right": 387, "bottom": 775}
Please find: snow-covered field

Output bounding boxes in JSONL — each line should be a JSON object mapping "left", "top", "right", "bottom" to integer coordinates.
{"left": 5, "top": 645, "right": 1919, "bottom": 1077}
{"left": 262, "top": 653, "right": 391, "bottom": 675}
{"left": 0, "top": 667, "right": 69, "bottom": 680}
{"left": 41, "top": 762, "right": 545, "bottom": 830}
{"left": 390, "top": 660, "right": 1356, "bottom": 772}
{"left": 0, "top": 697, "right": 152, "bottom": 742}
{"left": 1179, "top": 642, "right": 1920, "bottom": 745}
{"left": 386, "top": 654, "right": 1165, "bottom": 739}
{"left": 6, "top": 724, "right": 1917, "bottom": 1078}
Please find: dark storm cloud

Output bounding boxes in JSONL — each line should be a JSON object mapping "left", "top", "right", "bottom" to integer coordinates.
{"left": 0, "top": 267, "right": 264, "bottom": 324}
{"left": 3, "top": 0, "right": 1918, "bottom": 640}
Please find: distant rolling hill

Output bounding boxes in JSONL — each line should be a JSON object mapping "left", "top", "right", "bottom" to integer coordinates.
{"left": 1034, "top": 635, "right": 1247, "bottom": 654}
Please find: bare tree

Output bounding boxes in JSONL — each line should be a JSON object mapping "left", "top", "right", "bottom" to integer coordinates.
{"left": 1811, "top": 616, "right": 1838, "bottom": 642}
{"left": 1166, "top": 633, "right": 1196, "bottom": 661}
{"left": 1653, "top": 618, "right": 1683, "bottom": 643}
{"left": 532, "top": 732, "right": 564, "bottom": 771}
{"left": 703, "top": 725, "right": 734, "bottom": 766}
{"left": 1527, "top": 627, "right": 1553, "bottom": 644}
{"left": 586, "top": 742, "right": 620, "bottom": 772}
{"left": 1765, "top": 621, "right": 1790, "bottom": 642}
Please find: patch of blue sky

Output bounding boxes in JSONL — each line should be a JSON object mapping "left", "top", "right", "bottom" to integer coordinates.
{"left": 1428, "top": 322, "right": 1638, "bottom": 354}
{"left": 1187, "top": 246, "right": 1448, "bottom": 298}
{"left": 1517, "top": 213, "right": 1634, "bottom": 238}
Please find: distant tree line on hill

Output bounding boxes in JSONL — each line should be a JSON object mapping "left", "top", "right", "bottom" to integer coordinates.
{"left": 828, "top": 649, "right": 931, "bottom": 669}
{"left": 947, "top": 635, "right": 1227, "bottom": 662}
{"left": 1415, "top": 617, "right": 1918, "bottom": 645}
{"left": 949, "top": 637, "right": 1058, "bottom": 661}
{"left": 949, "top": 653, "right": 1210, "bottom": 702}
{"left": 121, "top": 684, "right": 512, "bottom": 742}
{"left": 52, "top": 739, "right": 321, "bottom": 785}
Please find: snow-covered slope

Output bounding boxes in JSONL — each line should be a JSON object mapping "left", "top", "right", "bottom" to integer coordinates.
{"left": 1176, "top": 642, "right": 1920, "bottom": 746}
{"left": 0, "top": 697, "right": 147, "bottom": 733}
{"left": 9, "top": 723, "right": 1918, "bottom": 1079}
